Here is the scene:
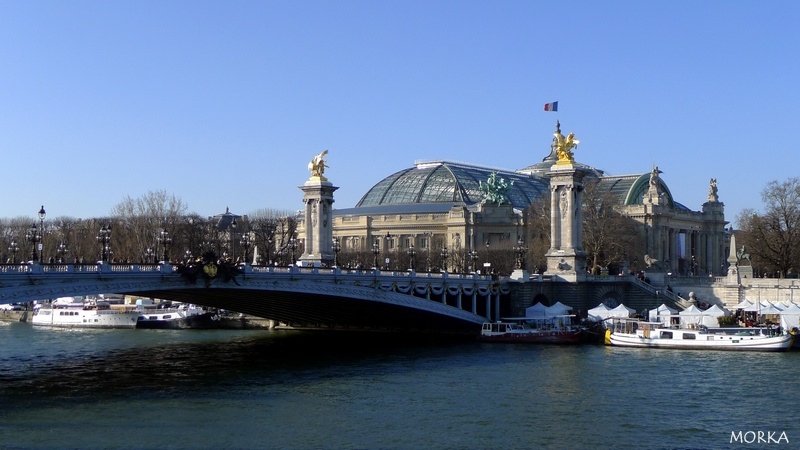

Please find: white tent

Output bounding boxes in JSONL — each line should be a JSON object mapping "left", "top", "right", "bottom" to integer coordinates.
{"left": 679, "top": 305, "right": 703, "bottom": 327}
{"left": 608, "top": 304, "right": 635, "bottom": 318}
{"left": 525, "top": 303, "right": 548, "bottom": 318}
{"left": 733, "top": 299, "right": 753, "bottom": 310}
{"left": 779, "top": 304, "right": 800, "bottom": 330}
{"left": 587, "top": 303, "right": 611, "bottom": 321}
{"left": 744, "top": 301, "right": 781, "bottom": 313}
{"left": 649, "top": 303, "right": 677, "bottom": 323}
{"left": 699, "top": 304, "right": 730, "bottom": 328}
{"left": 546, "top": 302, "right": 573, "bottom": 316}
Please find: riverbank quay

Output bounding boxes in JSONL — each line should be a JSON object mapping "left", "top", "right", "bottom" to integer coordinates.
{"left": 1, "top": 309, "right": 274, "bottom": 329}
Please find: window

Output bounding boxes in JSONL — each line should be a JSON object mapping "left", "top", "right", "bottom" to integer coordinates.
{"left": 660, "top": 331, "right": 673, "bottom": 339}
{"left": 683, "top": 333, "right": 696, "bottom": 340}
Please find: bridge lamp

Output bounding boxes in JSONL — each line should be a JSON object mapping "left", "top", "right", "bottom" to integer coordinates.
{"left": 230, "top": 218, "right": 237, "bottom": 262}
{"left": 239, "top": 232, "right": 252, "bottom": 265}
{"left": 8, "top": 239, "right": 19, "bottom": 264}
{"left": 332, "top": 237, "right": 340, "bottom": 267}
{"left": 38, "top": 205, "right": 46, "bottom": 262}
{"left": 440, "top": 247, "right": 448, "bottom": 273}
{"left": 96, "top": 224, "right": 112, "bottom": 263}
{"left": 144, "top": 247, "right": 155, "bottom": 264}
{"left": 288, "top": 236, "right": 298, "bottom": 266}
{"left": 407, "top": 245, "right": 416, "bottom": 271}
{"left": 372, "top": 241, "right": 380, "bottom": 269}
{"left": 26, "top": 223, "right": 40, "bottom": 263}
{"left": 57, "top": 242, "right": 68, "bottom": 264}
{"left": 267, "top": 233, "right": 274, "bottom": 266}
{"left": 513, "top": 237, "right": 527, "bottom": 270}
{"left": 157, "top": 229, "right": 172, "bottom": 263}
{"left": 184, "top": 249, "right": 193, "bottom": 263}
{"left": 469, "top": 250, "right": 479, "bottom": 273}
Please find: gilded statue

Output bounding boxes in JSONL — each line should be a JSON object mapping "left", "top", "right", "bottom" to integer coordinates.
{"left": 553, "top": 121, "right": 579, "bottom": 164}
{"left": 308, "top": 149, "right": 329, "bottom": 180}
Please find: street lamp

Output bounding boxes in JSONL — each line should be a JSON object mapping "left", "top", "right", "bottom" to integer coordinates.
{"left": 372, "top": 240, "right": 380, "bottom": 269}
{"left": 407, "top": 245, "right": 416, "bottom": 271}
{"left": 96, "top": 224, "right": 112, "bottom": 262}
{"left": 239, "top": 232, "right": 252, "bottom": 264}
{"left": 513, "top": 237, "right": 527, "bottom": 270}
{"left": 8, "top": 239, "right": 19, "bottom": 264}
{"left": 57, "top": 242, "right": 68, "bottom": 263}
{"left": 266, "top": 228, "right": 274, "bottom": 266}
{"left": 26, "top": 223, "right": 40, "bottom": 262}
{"left": 144, "top": 247, "right": 155, "bottom": 264}
{"left": 469, "top": 250, "right": 479, "bottom": 273}
{"left": 38, "top": 205, "right": 46, "bottom": 262}
{"left": 288, "top": 235, "right": 297, "bottom": 266}
{"left": 332, "top": 237, "right": 341, "bottom": 267}
{"left": 230, "top": 218, "right": 238, "bottom": 262}
{"left": 440, "top": 246, "right": 448, "bottom": 273}
{"left": 184, "top": 249, "right": 193, "bottom": 263}
{"left": 157, "top": 229, "right": 172, "bottom": 263}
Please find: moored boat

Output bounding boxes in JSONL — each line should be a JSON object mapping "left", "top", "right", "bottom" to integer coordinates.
{"left": 480, "top": 316, "right": 582, "bottom": 344}
{"left": 135, "top": 304, "right": 220, "bottom": 329}
{"left": 605, "top": 318, "right": 795, "bottom": 351}
{"left": 32, "top": 298, "right": 139, "bottom": 329}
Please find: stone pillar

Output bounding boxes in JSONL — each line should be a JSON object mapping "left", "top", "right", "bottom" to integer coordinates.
{"left": 299, "top": 178, "right": 339, "bottom": 267}
{"left": 545, "top": 163, "right": 588, "bottom": 281}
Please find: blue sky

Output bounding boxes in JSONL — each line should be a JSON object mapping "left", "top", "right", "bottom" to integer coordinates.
{"left": 2, "top": 1, "right": 798, "bottom": 225}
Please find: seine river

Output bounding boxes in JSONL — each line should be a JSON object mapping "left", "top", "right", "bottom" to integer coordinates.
{"left": 1, "top": 321, "right": 797, "bottom": 449}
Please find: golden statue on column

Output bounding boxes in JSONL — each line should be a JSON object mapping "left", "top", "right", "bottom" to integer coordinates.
{"left": 553, "top": 121, "right": 579, "bottom": 164}
{"left": 308, "top": 149, "right": 329, "bottom": 181}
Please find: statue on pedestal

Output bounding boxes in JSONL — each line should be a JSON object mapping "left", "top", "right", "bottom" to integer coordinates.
{"left": 308, "top": 150, "right": 329, "bottom": 181}
{"left": 553, "top": 121, "right": 579, "bottom": 164}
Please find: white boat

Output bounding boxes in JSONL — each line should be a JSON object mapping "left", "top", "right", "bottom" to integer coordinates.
{"left": 605, "top": 318, "right": 795, "bottom": 351}
{"left": 135, "top": 304, "right": 220, "bottom": 329}
{"left": 32, "top": 298, "right": 139, "bottom": 329}
{"left": 480, "top": 316, "right": 583, "bottom": 344}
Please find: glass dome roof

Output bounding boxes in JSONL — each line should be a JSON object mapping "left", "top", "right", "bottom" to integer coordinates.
{"left": 355, "top": 161, "right": 550, "bottom": 210}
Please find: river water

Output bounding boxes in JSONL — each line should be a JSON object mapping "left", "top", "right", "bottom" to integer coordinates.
{"left": 1, "top": 320, "right": 797, "bottom": 449}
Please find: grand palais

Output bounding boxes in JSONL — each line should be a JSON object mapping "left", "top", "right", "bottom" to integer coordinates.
{"left": 296, "top": 122, "right": 729, "bottom": 276}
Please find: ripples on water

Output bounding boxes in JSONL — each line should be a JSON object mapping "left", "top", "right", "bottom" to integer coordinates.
{"left": 2, "top": 321, "right": 799, "bottom": 449}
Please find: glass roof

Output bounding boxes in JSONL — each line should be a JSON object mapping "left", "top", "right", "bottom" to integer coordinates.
{"left": 355, "top": 161, "right": 550, "bottom": 210}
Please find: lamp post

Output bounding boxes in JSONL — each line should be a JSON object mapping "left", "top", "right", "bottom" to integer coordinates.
{"left": 372, "top": 240, "right": 380, "bottom": 269}
{"left": 469, "top": 250, "right": 479, "bottom": 273}
{"left": 239, "top": 232, "right": 252, "bottom": 265}
{"left": 144, "top": 247, "right": 155, "bottom": 264}
{"left": 96, "top": 224, "right": 112, "bottom": 263}
{"left": 57, "top": 242, "right": 68, "bottom": 263}
{"left": 407, "top": 245, "right": 416, "bottom": 271}
{"left": 288, "top": 236, "right": 297, "bottom": 266}
{"left": 332, "top": 237, "right": 341, "bottom": 267}
{"left": 440, "top": 246, "right": 448, "bottom": 273}
{"left": 384, "top": 231, "right": 392, "bottom": 270}
{"left": 513, "top": 237, "right": 527, "bottom": 270}
{"left": 157, "top": 229, "right": 172, "bottom": 263}
{"left": 26, "top": 223, "right": 40, "bottom": 262}
{"left": 38, "top": 205, "right": 46, "bottom": 262}
{"left": 184, "top": 249, "right": 193, "bottom": 263}
{"left": 230, "top": 218, "right": 237, "bottom": 262}
{"left": 8, "top": 239, "right": 19, "bottom": 264}
{"left": 266, "top": 225, "right": 274, "bottom": 266}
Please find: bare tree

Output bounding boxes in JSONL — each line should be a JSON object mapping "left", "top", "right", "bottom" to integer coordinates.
{"left": 111, "top": 190, "right": 188, "bottom": 261}
{"left": 582, "top": 180, "right": 644, "bottom": 274}
{"left": 737, "top": 177, "right": 800, "bottom": 278}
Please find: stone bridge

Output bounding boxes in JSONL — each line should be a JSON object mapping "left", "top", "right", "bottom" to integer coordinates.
{"left": 0, "top": 263, "right": 505, "bottom": 334}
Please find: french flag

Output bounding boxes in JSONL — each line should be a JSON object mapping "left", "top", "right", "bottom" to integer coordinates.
{"left": 544, "top": 101, "right": 558, "bottom": 112}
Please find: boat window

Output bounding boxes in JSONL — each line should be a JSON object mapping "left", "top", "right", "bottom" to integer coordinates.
{"left": 163, "top": 315, "right": 172, "bottom": 319}
{"left": 683, "top": 333, "right": 696, "bottom": 340}
{"left": 660, "top": 331, "right": 673, "bottom": 339}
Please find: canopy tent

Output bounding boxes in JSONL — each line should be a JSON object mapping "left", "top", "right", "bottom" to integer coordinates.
{"left": 547, "top": 302, "right": 573, "bottom": 316}
{"left": 744, "top": 301, "right": 781, "bottom": 313}
{"left": 679, "top": 305, "right": 703, "bottom": 326}
{"left": 779, "top": 304, "right": 800, "bottom": 330}
{"left": 587, "top": 304, "right": 611, "bottom": 321}
{"left": 525, "top": 303, "right": 548, "bottom": 318}
{"left": 649, "top": 304, "right": 677, "bottom": 323}
{"left": 699, "top": 304, "right": 730, "bottom": 328}
{"left": 608, "top": 304, "right": 635, "bottom": 318}
{"left": 526, "top": 302, "right": 574, "bottom": 318}
{"left": 733, "top": 299, "right": 754, "bottom": 310}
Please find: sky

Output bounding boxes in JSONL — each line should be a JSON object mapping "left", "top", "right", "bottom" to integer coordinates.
{"left": 1, "top": 1, "right": 798, "bottom": 226}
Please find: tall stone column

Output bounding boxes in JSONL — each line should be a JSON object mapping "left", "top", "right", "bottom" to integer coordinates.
{"left": 299, "top": 151, "right": 339, "bottom": 267}
{"left": 545, "top": 164, "right": 588, "bottom": 282}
